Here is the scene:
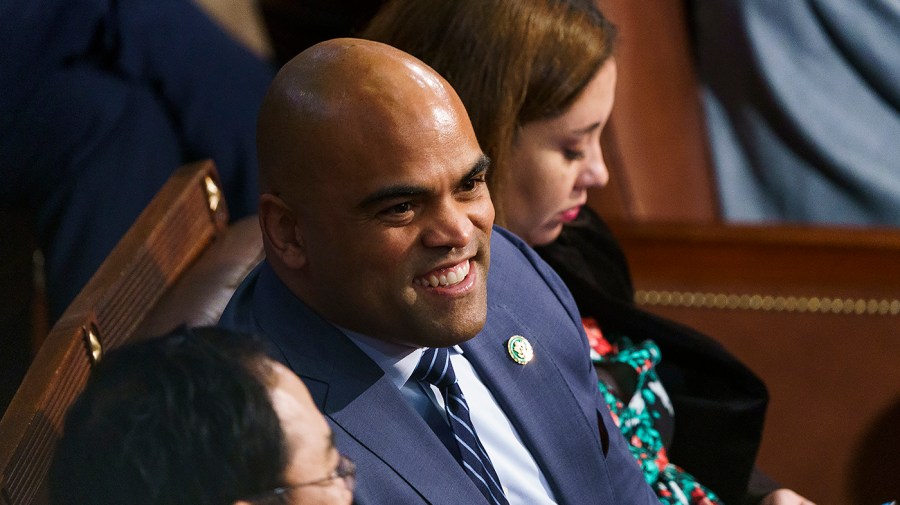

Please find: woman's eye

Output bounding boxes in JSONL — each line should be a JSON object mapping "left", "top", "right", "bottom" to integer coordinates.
{"left": 563, "top": 148, "right": 585, "bottom": 161}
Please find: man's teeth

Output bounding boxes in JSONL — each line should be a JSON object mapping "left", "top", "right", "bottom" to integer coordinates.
{"left": 417, "top": 261, "right": 470, "bottom": 288}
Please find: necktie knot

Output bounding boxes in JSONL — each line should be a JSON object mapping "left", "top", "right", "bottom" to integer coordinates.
{"left": 413, "top": 347, "right": 456, "bottom": 389}
{"left": 410, "top": 346, "right": 509, "bottom": 505}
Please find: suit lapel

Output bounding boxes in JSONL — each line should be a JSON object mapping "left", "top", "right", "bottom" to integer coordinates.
{"left": 251, "top": 264, "right": 487, "bottom": 505}
{"left": 326, "top": 372, "right": 487, "bottom": 504}
{"left": 462, "top": 305, "right": 609, "bottom": 504}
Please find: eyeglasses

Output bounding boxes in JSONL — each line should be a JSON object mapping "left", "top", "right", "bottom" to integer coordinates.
{"left": 248, "top": 454, "right": 356, "bottom": 503}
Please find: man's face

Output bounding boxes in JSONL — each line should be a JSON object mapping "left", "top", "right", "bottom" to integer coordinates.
{"left": 288, "top": 82, "right": 494, "bottom": 348}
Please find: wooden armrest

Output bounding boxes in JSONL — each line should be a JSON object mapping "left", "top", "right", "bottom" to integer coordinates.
{"left": 0, "top": 160, "right": 227, "bottom": 505}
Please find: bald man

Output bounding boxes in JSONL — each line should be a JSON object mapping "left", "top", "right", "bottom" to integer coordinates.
{"left": 219, "top": 38, "right": 656, "bottom": 505}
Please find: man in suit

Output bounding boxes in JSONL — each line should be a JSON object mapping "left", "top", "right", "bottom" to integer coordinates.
{"left": 219, "top": 38, "right": 656, "bottom": 504}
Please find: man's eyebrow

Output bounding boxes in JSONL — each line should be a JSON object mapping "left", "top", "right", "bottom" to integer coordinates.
{"left": 463, "top": 154, "right": 491, "bottom": 182}
{"left": 357, "top": 155, "right": 490, "bottom": 209}
{"left": 358, "top": 183, "right": 429, "bottom": 209}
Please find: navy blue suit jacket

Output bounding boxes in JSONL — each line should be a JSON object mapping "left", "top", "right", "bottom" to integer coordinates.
{"left": 219, "top": 227, "right": 657, "bottom": 504}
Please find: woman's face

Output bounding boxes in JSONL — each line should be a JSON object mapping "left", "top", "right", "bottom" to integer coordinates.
{"left": 269, "top": 362, "right": 353, "bottom": 505}
{"left": 500, "top": 59, "right": 617, "bottom": 246}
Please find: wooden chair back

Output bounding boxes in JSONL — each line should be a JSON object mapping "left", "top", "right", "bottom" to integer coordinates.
{"left": 0, "top": 160, "right": 238, "bottom": 505}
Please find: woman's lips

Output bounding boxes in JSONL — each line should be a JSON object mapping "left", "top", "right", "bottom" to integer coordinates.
{"left": 560, "top": 205, "right": 582, "bottom": 223}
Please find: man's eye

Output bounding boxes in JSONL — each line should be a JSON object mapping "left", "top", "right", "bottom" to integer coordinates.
{"left": 375, "top": 201, "right": 415, "bottom": 224}
{"left": 387, "top": 202, "right": 412, "bottom": 214}
{"left": 460, "top": 176, "right": 486, "bottom": 192}
{"left": 563, "top": 148, "right": 585, "bottom": 161}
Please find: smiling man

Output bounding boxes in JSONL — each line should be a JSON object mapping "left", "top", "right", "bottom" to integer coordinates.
{"left": 219, "top": 38, "right": 656, "bottom": 504}
{"left": 250, "top": 36, "right": 493, "bottom": 349}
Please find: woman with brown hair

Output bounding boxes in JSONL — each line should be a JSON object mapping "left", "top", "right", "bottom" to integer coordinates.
{"left": 363, "top": 1, "right": 813, "bottom": 503}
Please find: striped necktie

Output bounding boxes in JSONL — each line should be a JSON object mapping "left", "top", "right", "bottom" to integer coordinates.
{"left": 413, "top": 347, "right": 509, "bottom": 505}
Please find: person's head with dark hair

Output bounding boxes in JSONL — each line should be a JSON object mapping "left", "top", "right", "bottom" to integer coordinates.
{"left": 364, "top": 0, "right": 618, "bottom": 245}
{"left": 49, "top": 326, "right": 354, "bottom": 505}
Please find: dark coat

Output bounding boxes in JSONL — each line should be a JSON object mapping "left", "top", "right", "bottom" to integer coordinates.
{"left": 535, "top": 208, "right": 775, "bottom": 504}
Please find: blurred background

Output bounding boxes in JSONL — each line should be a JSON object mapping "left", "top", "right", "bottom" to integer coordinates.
{"left": 2, "top": 1, "right": 897, "bottom": 503}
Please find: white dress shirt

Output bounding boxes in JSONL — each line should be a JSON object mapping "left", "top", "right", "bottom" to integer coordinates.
{"left": 342, "top": 329, "right": 558, "bottom": 504}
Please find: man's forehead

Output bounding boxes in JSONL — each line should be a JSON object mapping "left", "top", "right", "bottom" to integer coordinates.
{"left": 356, "top": 151, "right": 489, "bottom": 203}
{"left": 366, "top": 158, "right": 466, "bottom": 184}
{"left": 316, "top": 91, "right": 480, "bottom": 181}
{"left": 299, "top": 41, "right": 455, "bottom": 119}
{"left": 311, "top": 43, "right": 470, "bottom": 138}
{"left": 266, "top": 39, "right": 482, "bottom": 197}
{"left": 331, "top": 76, "right": 469, "bottom": 140}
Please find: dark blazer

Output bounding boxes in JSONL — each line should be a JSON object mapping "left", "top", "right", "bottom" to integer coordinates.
{"left": 535, "top": 208, "right": 774, "bottom": 504}
{"left": 219, "top": 227, "right": 658, "bottom": 505}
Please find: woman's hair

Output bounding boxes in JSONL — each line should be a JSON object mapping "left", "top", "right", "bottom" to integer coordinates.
{"left": 49, "top": 326, "right": 289, "bottom": 505}
{"left": 363, "top": 0, "right": 616, "bottom": 223}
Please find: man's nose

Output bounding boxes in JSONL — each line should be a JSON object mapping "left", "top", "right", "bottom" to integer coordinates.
{"left": 421, "top": 201, "right": 474, "bottom": 249}
{"left": 576, "top": 142, "right": 610, "bottom": 189}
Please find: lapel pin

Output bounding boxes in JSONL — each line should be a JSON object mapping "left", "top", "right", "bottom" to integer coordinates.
{"left": 507, "top": 335, "right": 534, "bottom": 365}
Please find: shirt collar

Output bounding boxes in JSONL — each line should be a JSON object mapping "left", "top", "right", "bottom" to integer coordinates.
{"left": 339, "top": 327, "right": 463, "bottom": 389}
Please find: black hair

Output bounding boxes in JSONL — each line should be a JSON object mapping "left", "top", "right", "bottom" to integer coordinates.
{"left": 49, "top": 326, "right": 289, "bottom": 505}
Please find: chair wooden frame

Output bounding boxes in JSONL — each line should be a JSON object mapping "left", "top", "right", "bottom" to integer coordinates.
{"left": 0, "top": 160, "right": 230, "bottom": 505}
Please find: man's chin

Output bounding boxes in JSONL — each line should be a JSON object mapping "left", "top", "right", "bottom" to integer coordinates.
{"left": 431, "top": 324, "right": 484, "bottom": 348}
{"left": 404, "top": 312, "right": 487, "bottom": 349}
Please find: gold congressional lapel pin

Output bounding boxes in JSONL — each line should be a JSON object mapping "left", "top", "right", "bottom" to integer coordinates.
{"left": 506, "top": 335, "right": 534, "bottom": 365}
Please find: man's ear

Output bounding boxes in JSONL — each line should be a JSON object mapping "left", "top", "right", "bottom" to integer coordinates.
{"left": 259, "top": 193, "right": 307, "bottom": 269}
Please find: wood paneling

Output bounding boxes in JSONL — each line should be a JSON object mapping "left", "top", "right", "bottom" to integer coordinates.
{"left": 591, "top": 0, "right": 718, "bottom": 222}
{"left": 612, "top": 221, "right": 900, "bottom": 505}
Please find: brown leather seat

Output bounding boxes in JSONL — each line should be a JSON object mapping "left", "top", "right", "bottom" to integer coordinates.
{"left": 0, "top": 160, "right": 262, "bottom": 505}
{"left": 136, "top": 215, "right": 261, "bottom": 340}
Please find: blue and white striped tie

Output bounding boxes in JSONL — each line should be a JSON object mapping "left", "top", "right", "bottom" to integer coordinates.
{"left": 413, "top": 347, "right": 509, "bottom": 505}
